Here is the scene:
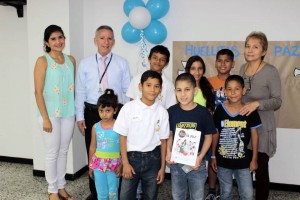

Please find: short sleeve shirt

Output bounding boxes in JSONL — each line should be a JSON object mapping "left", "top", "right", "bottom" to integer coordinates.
{"left": 208, "top": 76, "right": 226, "bottom": 110}
{"left": 213, "top": 104, "right": 262, "bottom": 169}
{"left": 126, "top": 72, "right": 176, "bottom": 109}
{"left": 113, "top": 99, "right": 170, "bottom": 152}
{"left": 168, "top": 104, "right": 216, "bottom": 152}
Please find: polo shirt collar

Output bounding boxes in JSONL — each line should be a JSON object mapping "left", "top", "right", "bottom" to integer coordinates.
{"left": 137, "top": 98, "right": 159, "bottom": 110}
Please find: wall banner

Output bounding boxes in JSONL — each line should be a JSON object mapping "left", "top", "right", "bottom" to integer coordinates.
{"left": 173, "top": 41, "right": 300, "bottom": 129}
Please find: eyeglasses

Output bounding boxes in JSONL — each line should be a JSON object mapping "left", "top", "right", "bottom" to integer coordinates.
{"left": 244, "top": 76, "right": 252, "bottom": 92}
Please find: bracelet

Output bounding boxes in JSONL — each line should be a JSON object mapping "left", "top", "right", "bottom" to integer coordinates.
{"left": 211, "top": 156, "right": 216, "bottom": 159}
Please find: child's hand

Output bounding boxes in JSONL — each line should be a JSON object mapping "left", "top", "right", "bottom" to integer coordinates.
{"left": 166, "top": 151, "right": 176, "bottom": 165}
{"left": 211, "top": 158, "right": 218, "bottom": 173}
{"left": 115, "top": 163, "right": 123, "bottom": 178}
{"left": 156, "top": 168, "right": 165, "bottom": 184}
{"left": 122, "top": 163, "right": 135, "bottom": 179}
{"left": 250, "top": 160, "right": 258, "bottom": 172}
{"left": 88, "top": 168, "right": 94, "bottom": 180}
{"left": 191, "top": 156, "right": 202, "bottom": 170}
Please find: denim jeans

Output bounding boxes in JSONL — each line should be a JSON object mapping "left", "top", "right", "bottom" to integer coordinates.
{"left": 136, "top": 180, "right": 143, "bottom": 198}
{"left": 218, "top": 166, "right": 253, "bottom": 200}
{"left": 120, "top": 146, "right": 161, "bottom": 200}
{"left": 170, "top": 161, "right": 207, "bottom": 200}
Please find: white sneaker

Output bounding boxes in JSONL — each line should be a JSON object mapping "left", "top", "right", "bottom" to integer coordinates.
{"left": 205, "top": 193, "right": 216, "bottom": 200}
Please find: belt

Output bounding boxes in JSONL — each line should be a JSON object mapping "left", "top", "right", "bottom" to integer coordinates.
{"left": 128, "top": 146, "right": 160, "bottom": 155}
{"left": 84, "top": 102, "right": 98, "bottom": 110}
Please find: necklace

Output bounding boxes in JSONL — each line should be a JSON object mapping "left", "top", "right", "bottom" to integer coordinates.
{"left": 243, "top": 60, "right": 263, "bottom": 80}
{"left": 243, "top": 60, "right": 263, "bottom": 92}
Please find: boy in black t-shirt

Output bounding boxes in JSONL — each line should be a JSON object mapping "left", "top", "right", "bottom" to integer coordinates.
{"left": 211, "top": 75, "right": 262, "bottom": 200}
{"left": 166, "top": 73, "right": 216, "bottom": 200}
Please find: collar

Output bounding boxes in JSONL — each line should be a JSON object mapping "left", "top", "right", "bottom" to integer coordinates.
{"left": 96, "top": 52, "right": 112, "bottom": 62}
{"left": 161, "top": 72, "right": 167, "bottom": 80}
{"left": 137, "top": 98, "right": 159, "bottom": 110}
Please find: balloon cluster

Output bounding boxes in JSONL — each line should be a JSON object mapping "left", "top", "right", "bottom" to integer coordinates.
{"left": 122, "top": 0, "right": 170, "bottom": 44}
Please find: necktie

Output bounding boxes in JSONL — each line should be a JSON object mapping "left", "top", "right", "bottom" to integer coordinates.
{"left": 100, "top": 56, "right": 108, "bottom": 91}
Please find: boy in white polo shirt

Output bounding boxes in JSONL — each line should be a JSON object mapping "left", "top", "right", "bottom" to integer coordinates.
{"left": 126, "top": 45, "right": 176, "bottom": 109}
{"left": 114, "top": 70, "right": 170, "bottom": 200}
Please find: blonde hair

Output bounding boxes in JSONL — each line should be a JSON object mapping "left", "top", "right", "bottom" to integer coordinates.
{"left": 245, "top": 31, "right": 268, "bottom": 60}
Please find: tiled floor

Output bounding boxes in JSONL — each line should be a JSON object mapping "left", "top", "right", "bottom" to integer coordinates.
{"left": 0, "top": 161, "right": 299, "bottom": 200}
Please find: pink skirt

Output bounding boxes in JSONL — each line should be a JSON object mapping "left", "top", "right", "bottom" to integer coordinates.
{"left": 89, "top": 154, "right": 121, "bottom": 172}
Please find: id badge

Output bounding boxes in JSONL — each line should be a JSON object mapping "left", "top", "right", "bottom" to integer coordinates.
{"left": 98, "top": 83, "right": 103, "bottom": 93}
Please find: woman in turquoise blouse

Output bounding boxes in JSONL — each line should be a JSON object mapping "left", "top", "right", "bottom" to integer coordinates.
{"left": 34, "top": 25, "right": 76, "bottom": 200}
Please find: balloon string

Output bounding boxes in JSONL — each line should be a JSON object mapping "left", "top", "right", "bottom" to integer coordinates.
{"left": 139, "top": 30, "right": 148, "bottom": 67}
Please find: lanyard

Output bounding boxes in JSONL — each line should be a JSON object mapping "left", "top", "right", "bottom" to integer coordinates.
{"left": 96, "top": 53, "right": 113, "bottom": 84}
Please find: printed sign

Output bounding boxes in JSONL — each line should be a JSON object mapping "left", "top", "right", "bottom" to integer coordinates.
{"left": 171, "top": 128, "right": 201, "bottom": 166}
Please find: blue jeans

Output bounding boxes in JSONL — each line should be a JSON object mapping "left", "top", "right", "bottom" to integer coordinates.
{"left": 136, "top": 180, "right": 143, "bottom": 198}
{"left": 94, "top": 170, "right": 119, "bottom": 200}
{"left": 170, "top": 161, "right": 207, "bottom": 200}
{"left": 120, "top": 146, "right": 161, "bottom": 200}
{"left": 218, "top": 167, "right": 253, "bottom": 200}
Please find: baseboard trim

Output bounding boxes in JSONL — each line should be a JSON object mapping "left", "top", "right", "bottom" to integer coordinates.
{"left": 0, "top": 156, "right": 33, "bottom": 164}
{"left": 0, "top": 156, "right": 87, "bottom": 181}
{"left": 268, "top": 182, "right": 300, "bottom": 192}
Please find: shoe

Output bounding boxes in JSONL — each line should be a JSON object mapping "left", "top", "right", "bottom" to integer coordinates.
{"left": 58, "top": 188, "right": 74, "bottom": 200}
{"left": 205, "top": 193, "right": 216, "bottom": 200}
{"left": 215, "top": 194, "right": 220, "bottom": 200}
{"left": 86, "top": 193, "right": 97, "bottom": 200}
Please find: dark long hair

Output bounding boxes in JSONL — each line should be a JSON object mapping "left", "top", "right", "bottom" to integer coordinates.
{"left": 43, "top": 25, "right": 65, "bottom": 53}
{"left": 185, "top": 55, "right": 215, "bottom": 112}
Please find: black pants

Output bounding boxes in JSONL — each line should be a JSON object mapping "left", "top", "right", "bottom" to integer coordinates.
{"left": 84, "top": 104, "right": 100, "bottom": 198}
{"left": 83, "top": 102, "right": 123, "bottom": 198}
{"left": 255, "top": 152, "right": 270, "bottom": 200}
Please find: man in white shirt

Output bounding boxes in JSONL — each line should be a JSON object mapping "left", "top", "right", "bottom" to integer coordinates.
{"left": 75, "top": 25, "right": 131, "bottom": 200}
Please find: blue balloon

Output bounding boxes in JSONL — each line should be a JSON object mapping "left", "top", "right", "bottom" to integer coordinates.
{"left": 144, "top": 20, "right": 167, "bottom": 44}
{"left": 123, "top": 0, "right": 145, "bottom": 17}
{"left": 121, "top": 22, "right": 141, "bottom": 43}
{"left": 146, "top": 0, "right": 170, "bottom": 19}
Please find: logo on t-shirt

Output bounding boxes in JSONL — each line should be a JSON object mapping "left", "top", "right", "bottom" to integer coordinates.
{"left": 176, "top": 122, "right": 197, "bottom": 130}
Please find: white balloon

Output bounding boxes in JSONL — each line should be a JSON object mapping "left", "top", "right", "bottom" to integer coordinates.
{"left": 129, "top": 6, "right": 151, "bottom": 30}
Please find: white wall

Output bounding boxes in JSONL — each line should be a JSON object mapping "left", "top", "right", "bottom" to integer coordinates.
{"left": 0, "top": 6, "right": 31, "bottom": 159}
{"left": 0, "top": 0, "right": 299, "bottom": 184}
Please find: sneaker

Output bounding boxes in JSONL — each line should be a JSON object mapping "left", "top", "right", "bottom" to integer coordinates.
{"left": 205, "top": 193, "right": 216, "bottom": 200}
{"left": 215, "top": 194, "right": 220, "bottom": 200}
